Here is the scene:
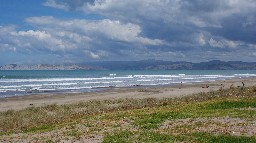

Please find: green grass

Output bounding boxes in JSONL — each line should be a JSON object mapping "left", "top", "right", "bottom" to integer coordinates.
{"left": 207, "top": 100, "right": 256, "bottom": 110}
{"left": 138, "top": 131, "right": 175, "bottom": 142}
{"left": 191, "top": 132, "right": 256, "bottom": 143}
{"left": 103, "top": 131, "right": 176, "bottom": 143}
{"left": 0, "top": 86, "right": 256, "bottom": 142}
{"left": 43, "top": 139, "right": 55, "bottom": 143}
{"left": 134, "top": 111, "right": 189, "bottom": 129}
{"left": 24, "top": 124, "right": 56, "bottom": 133}
{"left": 64, "top": 129, "right": 83, "bottom": 138}
{"left": 102, "top": 131, "right": 134, "bottom": 143}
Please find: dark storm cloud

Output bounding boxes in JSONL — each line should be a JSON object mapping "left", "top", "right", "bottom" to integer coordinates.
{"left": 212, "top": 14, "right": 256, "bottom": 44}
{"left": 180, "top": 0, "right": 227, "bottom": 12}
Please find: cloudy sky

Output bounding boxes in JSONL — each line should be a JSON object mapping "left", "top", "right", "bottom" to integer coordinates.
{"left": 0, "top": 0, "right": 256, "bottom": 65}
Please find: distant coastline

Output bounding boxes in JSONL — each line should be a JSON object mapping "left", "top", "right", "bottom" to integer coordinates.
{"left": 1, "top": 60, "right": 256, "bottom": 70}
{"left": 0, "top": 64, "right": 104, "bottom": 70}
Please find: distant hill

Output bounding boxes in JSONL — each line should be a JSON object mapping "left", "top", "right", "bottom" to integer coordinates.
{"left": 193, "top": 60, "right": 256, "bottom": 70}
{"left": 0, "top": 64, "right": 104, "bottom": 70}
{"left": 1, "top": 60, "right": 256, "bottom": 70}
{"left": 83, "top": 60, "right": 256, "bottom": 70}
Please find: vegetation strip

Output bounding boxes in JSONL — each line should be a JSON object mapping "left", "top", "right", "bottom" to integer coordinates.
{"left": 0, "top": 86, "right": 256, "bottom": 142}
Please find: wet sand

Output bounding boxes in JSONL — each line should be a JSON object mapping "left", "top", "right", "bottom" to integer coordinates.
{"left": 0, "top": 77, "right": 255, "bottom": 112}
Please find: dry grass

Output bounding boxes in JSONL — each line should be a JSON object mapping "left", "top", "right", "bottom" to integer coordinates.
{"left": 1, "top": 86, "right": 256, "bottom": 133}
{"left": 0, "top": 97, "right": 174, "bottom": 133}
{"left": 0, "top": 86, "right": 256, "bottom": 142}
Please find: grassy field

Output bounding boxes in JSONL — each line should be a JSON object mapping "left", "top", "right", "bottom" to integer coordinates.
{"left": 0, "top": 86, "right": 256, "bottom": 142}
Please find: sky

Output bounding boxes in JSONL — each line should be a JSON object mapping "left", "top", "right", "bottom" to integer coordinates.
{"left": 0, "top": 0, "right": 256, "bottom": 65}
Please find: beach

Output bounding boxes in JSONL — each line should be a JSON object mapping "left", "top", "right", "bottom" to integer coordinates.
{"left": 0, "top": 77, "right": 256, "bottom": 142}
{"left": 1, "top": 77, "right": 255, "bottom": 112}
{"left": 1, "top": 1, "right": 256, "bottom": 141}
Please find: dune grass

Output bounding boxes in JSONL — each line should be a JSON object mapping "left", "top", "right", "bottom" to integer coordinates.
{"left": 0, "top": 86, "right": 256, "bottom": 142}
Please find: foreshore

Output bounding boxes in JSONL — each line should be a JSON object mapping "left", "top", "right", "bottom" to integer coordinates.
{"left": 1, "top": 77, "right": 256, "bottom": 142}
{"left": 0, "top": 77, "right": 256, "bottom": 112}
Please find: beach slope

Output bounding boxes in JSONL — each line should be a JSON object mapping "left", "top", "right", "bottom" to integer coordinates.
{"left": 0, "top": 78, "right": 256, "bottom": 142}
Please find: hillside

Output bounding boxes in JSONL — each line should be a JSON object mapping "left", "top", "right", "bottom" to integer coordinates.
{"left": 1, "top": 60, "right": 256, "bottom": 70}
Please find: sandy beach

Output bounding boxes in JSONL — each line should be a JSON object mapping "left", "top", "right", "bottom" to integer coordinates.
{"left": 0, "top": 77, "right": 256, "bottom": 143}
{"left": 1, "top": 77, "right": 255, "bottom": 112}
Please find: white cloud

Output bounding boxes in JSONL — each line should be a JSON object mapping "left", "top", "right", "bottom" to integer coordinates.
{"left": 1, "top": 0, "right": 256, "bottom": 63}
{"left": 26, "top": 16, "right": 57, "bottom": 26}
{"left": 44, "top": 0, "right": 256, "bottom": 42}
{"left": 44, "top": 0, "right": 75, "bottom": 10}
{"left": 89, "top": 52, "right": 100, "bottom": 59}
{"left": 44, "top": 0, "right": 69, "bottom": 10}
{"left": 197, "top": 33, "right": 206, "bottom": 46}
{"left": 79, "top": 0, "right": 256, "bottom": 27}
{"left": 208, "top": 38, "right": 240, "bottom": 48}
{"left": 0, "top": 43, "right": 16, "bottom": 52}
{"left": 12, "top": 30, "right": 73, "bottom": 50}
{"left": 26, "top": 17, "right": 165, "bottom": 46}
{"left": 0, "top": 16, "right": 165, "bottom": 62}
{"left": 0, "top": 25, "right": 77, "bottom": 55}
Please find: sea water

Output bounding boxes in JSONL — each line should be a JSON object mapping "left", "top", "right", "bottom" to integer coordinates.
{"left": 0, "top": 70, "right": 256, "bottom": 98}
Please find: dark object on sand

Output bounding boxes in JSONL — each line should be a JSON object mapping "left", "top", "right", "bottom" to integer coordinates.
{"left": 179, "top": 82, "right": 183, "bottom": 89}
{"left": 241, "top": 82, "right": 245, "bottom": 89}
{"left": 202, "top": 85, "right": 209, "bottom": 88}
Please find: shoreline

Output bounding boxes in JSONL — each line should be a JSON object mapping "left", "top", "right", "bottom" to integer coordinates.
{"left": 0, "top": 77, "right": 256, "bottom": 112}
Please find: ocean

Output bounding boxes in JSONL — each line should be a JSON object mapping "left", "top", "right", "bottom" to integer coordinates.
{"left": 0, "top": 70, "right": 256, "bottom": 98}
